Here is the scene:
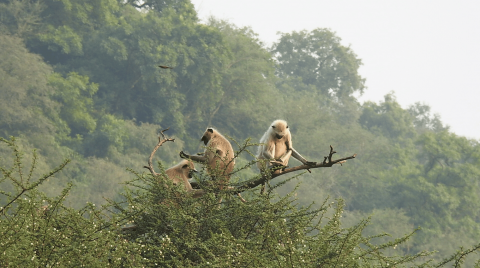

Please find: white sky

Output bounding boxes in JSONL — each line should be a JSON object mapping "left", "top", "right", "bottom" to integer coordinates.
{"left": 191, "top": 0, "right": 480, "bottom": 140}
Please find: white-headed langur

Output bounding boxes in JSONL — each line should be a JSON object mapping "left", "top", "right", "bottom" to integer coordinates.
{"left": 257, "top": 119, "right": 316, "bottom": 192}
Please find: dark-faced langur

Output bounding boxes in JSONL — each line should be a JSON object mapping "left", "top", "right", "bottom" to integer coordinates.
{"left": 180, "top": 128, "right": 246, "bottom": 203}
{"left": 165, "top": 159, "right": 203, "bottom": 198}
{"left": 256, "top": 120, "right": 316, "bottom": 191}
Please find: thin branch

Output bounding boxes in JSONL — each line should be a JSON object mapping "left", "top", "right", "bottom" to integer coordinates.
{"left": 0, "top": 189, "right": 26, "bottom": 215}
{"left": 0, "top": 159, "right": 69, "bottom": 215}
{"left": 129, "top": 74, "right": 143, "bottom": 90}
{"left": 143, "top": 128, "right": 175, "bottom": 176}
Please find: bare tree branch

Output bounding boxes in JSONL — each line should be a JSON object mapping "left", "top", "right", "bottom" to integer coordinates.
{"left": 142, "top": 130, "right": 355, "bottom": 201}
{"left": 143, "top": 128, "right": 175, "bottom": 176}
{"left": 231, "top": 145, "right": 356, "bottom": 194}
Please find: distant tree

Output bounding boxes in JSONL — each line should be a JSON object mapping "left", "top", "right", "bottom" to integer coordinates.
{"left": 48, "top": 72, "right": 99, "bottom": 136}
{"left": 390, "top": 131, "right": 480, "bottom": 254}
{"left": 272, "top": 28, "right": 365, "bottom": 100}
{"left": 33, "top": 0, "right": 122, "bottom": 57}
{"left": 125, "top": 0, "right": 197, "bottom": 20}
{"left": 359, "top": 93, "right": 416, "bottom": 141}
{"left": 25, "top": 0, "right": 233, "bottom": 145}
{"left": 0, "top": 0, "right": 44, "bottom": 37}
{"left": 408, "top": 102, "right": 448, "bottom": 134}
{"left": 203, "top": 19, "right": 279, "bottom": 140}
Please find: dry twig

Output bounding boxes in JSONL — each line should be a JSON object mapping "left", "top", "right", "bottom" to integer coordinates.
{"left": 143, "top": 128, "right": 175, "bottom": 176}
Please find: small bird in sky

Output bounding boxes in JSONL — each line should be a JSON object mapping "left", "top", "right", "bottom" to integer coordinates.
{"left": 158, "top": 65, "right": 173, "bottom": 69}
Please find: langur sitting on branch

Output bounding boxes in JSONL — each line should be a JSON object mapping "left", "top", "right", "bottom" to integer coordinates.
{"left": 180, "top": 128, "right": 246, "bottom": 203}
{"left": 256, "top": 119, "right": 316, "bottom": 171}
{"left": 164, "top": 159, "right": 203, "bottom": 198}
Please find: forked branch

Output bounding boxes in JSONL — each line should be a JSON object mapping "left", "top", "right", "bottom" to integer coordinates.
{"left": 143, "top": 128, "right": 175, "bottom": 176}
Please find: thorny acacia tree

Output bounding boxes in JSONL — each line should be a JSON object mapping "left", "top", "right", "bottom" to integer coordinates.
{"left": 0, "top": 137, "right": 148, "bottom": 266}
{"left": 1, "top": 134, "right": 479, "bottom": 266}
{"left": 116, "top": 130, "right": 480, "bottom": 267}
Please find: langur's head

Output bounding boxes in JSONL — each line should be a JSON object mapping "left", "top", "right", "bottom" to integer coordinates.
{"left": 201, "top": 128, "right": 216, "bottom": 145}
{"left": 180, "top": 159, "right": 197, "bottom": 178}
{"left": 270, "top": 120, "right": 289, "bottom": 139}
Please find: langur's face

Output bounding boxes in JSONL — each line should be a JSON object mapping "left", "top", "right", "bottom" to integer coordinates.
{"left": 183, "top": 161, "right": 197, "bottom": 178}
{"left": 187, "top": 168, "right": 197, "bottom": 178}
{"left": 201, "top": 128, "right": 214, "bottom": 145}
{"left": 271, "top": 120, "right": 289, "bottom": 139}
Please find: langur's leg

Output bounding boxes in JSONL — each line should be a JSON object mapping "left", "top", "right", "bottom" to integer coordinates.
{"left": 291, "top": 148, "right": 316, "bottom": 166}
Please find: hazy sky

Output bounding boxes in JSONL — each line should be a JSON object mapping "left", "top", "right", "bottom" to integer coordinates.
{"left": 190, "top": 0, "right": 480, "bottom": 140}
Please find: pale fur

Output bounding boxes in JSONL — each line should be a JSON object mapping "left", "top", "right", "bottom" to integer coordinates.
{"left": 201, "top": 128, "right": 245, "bottom": 202}
{"left": 257, "top": 119, "right": 293, "bottom": 170}
{"left": 200, "top": 128, "right": 235, "bottom": 181}
{"left": 180, "top": 128, "right": 246, "bottom": 202}
{"left": 165, "top": 159, "right": 196, "bottom": 192}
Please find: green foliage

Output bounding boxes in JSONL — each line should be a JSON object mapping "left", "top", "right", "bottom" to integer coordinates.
{"left": 408, "top": 102, "right": 448, "bottom": 134}
{"left": 35, "top": 0, "right": 121, "bottom": 56}
{"left": 204, "top": 19, "right": 279, "bottom": 139}
{"left": 81, "top": 114, "right": 127, "bottom": 157}
{"left": 0, "top": 34, "right": 59, "bottom": 139}
{"left": 0, "top": 134, "right": 479, "bottom": 266}
{"left": 0, "top": 137, "right": 69, "bottom": 213}
{"left": 395, "top": 131, "right": 480, "bottom": 252}
{"left": 0, "top": 137, "right": 145, "bottom": 267}
{"left": 37, "top": 0, "right": 231, "bottom": 144}
{"left": 0, "top": 0, "right": 479, "bottom": 264}
{"left": 0, "top": 0, "right": 44, "bottom": 37}
{"left": 272, "top": 28, "right": 365, "bottom": 99}
{"left": 0, "top": 33, "right": 74, "bottom": 166}
{"left": 116, "top": 143, "right": 433, "bottom": 267}
{"left": 126, "top": 0, "right": 198, "bottom": 20}
{"left": 39, "top": 25, "right": 83, "bottom": 55}
{"left": 49, "top": 72, "right": 99, "bottom": 135}
{"left": 360, "top": 93, "right": 416, "bottom": 141}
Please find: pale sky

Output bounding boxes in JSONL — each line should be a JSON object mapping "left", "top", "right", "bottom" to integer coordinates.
{"left": 191, "top": 0, "right": 480, "bottom": 140}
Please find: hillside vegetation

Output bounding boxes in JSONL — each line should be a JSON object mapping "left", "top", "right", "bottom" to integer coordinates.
{"left": 0, "top": 0, "right": 479, "bottom": 266}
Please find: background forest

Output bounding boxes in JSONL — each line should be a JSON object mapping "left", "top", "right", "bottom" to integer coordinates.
{"left": 0, "top": 0, "right": 479, "bottom": 266}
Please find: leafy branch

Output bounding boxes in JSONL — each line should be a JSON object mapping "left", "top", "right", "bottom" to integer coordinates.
{"left": 0, "top": 137, "right": 70, "bottom": 215}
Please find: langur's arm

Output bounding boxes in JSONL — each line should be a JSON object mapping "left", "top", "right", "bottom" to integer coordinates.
{"left": 270, "top": 146, "right": 292, "bottom": 166}
{"left": 180, "top": 151, "right": 208, "bottom": 164}
{"left": 262, "top": 144, "right": 275, "bottom": 160}
{"left": 278, "top": 149, "right": 292, "bottom": 163}
{"left": 291, "top": 147, "right": 316, "bottom": 166}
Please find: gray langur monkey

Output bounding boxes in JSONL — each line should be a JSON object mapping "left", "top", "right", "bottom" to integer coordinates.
{"left": 256, "top": 119, "right": 316, "bottom": 171}
{"left": 180, "top": 128, "right": 246, "bottom": 203}
{"left": 165, "top": 159, "right": 204, "bottom": 198}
